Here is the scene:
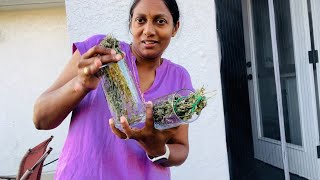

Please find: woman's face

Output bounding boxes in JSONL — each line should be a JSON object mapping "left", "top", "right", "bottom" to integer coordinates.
{"left": 130, "top": 0, "right": 179, "bottom": 60}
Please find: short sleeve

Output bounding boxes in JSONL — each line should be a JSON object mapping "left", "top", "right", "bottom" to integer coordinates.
{"left": 72, "top": 34, "right": 106, "bottom": 55}
{"left": 180, "top": 67, "right": 194, "bottom": 91}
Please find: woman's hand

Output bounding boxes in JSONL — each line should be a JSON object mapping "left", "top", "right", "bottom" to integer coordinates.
{"left": 75, "top": 45, "right": 123, "bottom": 92}
{"left": 109, "top": 101, "right": 179, "bottom": 157}
{"left": 33, "top": 45, "right": 123, "bottom": 130}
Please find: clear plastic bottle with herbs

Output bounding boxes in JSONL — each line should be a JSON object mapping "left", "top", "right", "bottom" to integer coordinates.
{"left": 97, "top": 35, "right": 146, "bottom": 129}
{"left": 152, "top": 88, "right": 208, "bottom": 130}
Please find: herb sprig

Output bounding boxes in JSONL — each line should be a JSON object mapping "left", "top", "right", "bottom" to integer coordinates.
{"left": 153, "top": 87, "right": 210, "bottom": 128}
{"left": 98, "top": 35, "right": 141, "bottom": 125}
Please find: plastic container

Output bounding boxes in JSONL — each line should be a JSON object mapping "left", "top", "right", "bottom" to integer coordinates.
{"left": 152, "top": 89, "right": 200, "bottom": 130}
{"left": 97, "top": 59, "right": 146, "bottom": 129}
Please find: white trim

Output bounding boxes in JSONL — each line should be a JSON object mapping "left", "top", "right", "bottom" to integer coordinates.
{"left": 258, "top": 137, "right": 305, "bottom": 152}
{"left": 0, "top": 0, "right": 64, "bottom": 6}
{"left": 311, "top": 0, "right": 320, "bottom": 147}
{"left": 241, "top": 0, "right": 259, "bottom": 157}
{"left": 0, "top": 0, "right": 64, "bottom": 11}
{"left": 267, "top": 0, "right": 290, "bottom": 179}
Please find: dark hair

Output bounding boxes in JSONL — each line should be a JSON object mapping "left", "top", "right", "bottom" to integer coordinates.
{"left": 129, "top": 0, "right": 180, "bottom": 27}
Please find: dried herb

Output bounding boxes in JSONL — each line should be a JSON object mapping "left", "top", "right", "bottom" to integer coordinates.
{"left": 98, "top": 35, "right": 143, "bottom": 125}
{"left": 97, "top": 35, "right": 210, "bottom": 129}
{"left": 153, "top": 87, "right": 210, "bottom": 128}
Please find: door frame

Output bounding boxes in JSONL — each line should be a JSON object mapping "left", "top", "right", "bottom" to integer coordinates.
{"left": 241, "top": 0, "right": 320, "bottom": 179}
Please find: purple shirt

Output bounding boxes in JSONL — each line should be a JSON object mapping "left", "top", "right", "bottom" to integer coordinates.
{"left": 55, "top": 34, "right": 193, "bottom": 180}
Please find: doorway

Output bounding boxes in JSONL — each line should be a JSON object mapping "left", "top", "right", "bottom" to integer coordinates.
{"left": 242, "top": 0, "right": 320, "bottom": 179}
{"left": 217, "top": 0, "right": 319, "bottom": 179}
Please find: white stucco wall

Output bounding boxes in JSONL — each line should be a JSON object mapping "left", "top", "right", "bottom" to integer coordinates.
{"left": 0, "top": 7, "right": 70, "bottom": 175}
{"left": 66, "top": 0, "right": 229, "bottom": 179}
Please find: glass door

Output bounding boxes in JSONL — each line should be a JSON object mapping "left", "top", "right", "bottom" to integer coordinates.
{"left": 311, "top": 0, "right": 320, "bottom": 142}
{"left": 242, "top": 0, "right": 320, "bottom": 179}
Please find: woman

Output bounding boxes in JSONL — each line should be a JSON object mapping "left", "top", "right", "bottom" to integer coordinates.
{"left": 33, "top": 0, "right": 194, "bottom": 179}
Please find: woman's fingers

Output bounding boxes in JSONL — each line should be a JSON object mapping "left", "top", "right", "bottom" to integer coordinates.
{"left": 79, "top": 54, "right": 118, "bottom": 71}
{"left": 109, "top": 117, "right": 141, "bottom": 140}
{"left": 109, "top": 118, "right": 128, "bottom": 139}
{"left": 82, "top": 45, "right": 114, "bottom": 59}
{"left": 82, "top": 45, "right": 122, "bottom": 64}
{"left": 79, "top": 47, "right": 123, "bottom": 77}
{"left": 74, "top": 45, "right": 124, "bottom": 92}
{"left": 145, "top": 101, "right": 155, "bottom": 129}
{"left": 100, "top": 54, "right": 122, "bottom": 64}
{"left": 80, "top": 58, "right": 102, "bottom": 76}
{"left": 120, "top": 116, "right": 143, "bottom": 140}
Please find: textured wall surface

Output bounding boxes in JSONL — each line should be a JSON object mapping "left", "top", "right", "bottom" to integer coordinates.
{"left": 0, "top": 7, "right": 70, "bottom": 175}
{"left": 65, "top": 0, "right": 229, "bottom": 179}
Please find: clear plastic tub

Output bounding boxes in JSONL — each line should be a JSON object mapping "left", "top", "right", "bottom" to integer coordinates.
{"left": 152, "top": 89, "right": 202, "bottom": 130}
{"left": 97, "top": 36, "right": 145, "bottom": 129}
{"left": 98, "top": 61, "right": 146, "bottom": 129}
